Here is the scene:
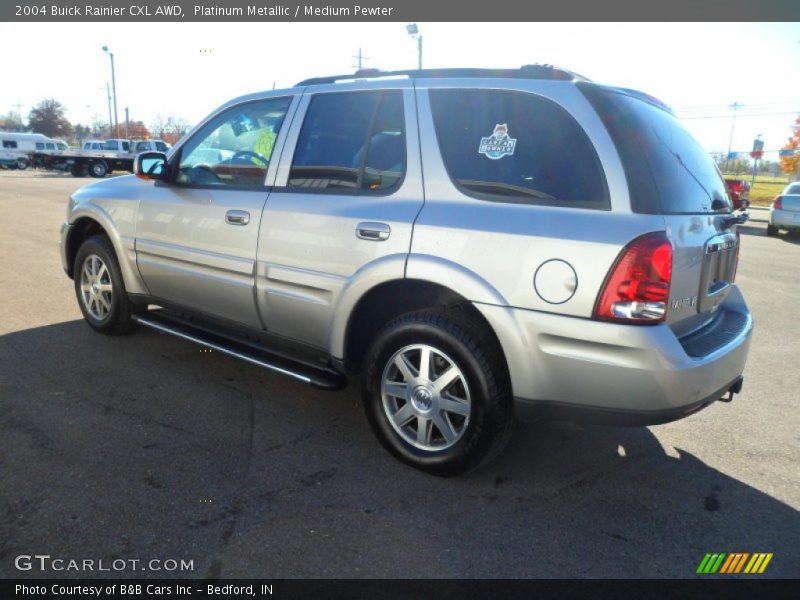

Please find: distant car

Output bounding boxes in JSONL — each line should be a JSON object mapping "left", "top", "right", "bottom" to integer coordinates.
{"left": 725, "top": 178, "right": 751, "bottom": 211}
{"left": 768, "top": 182, "right": 800, "bottom": 236}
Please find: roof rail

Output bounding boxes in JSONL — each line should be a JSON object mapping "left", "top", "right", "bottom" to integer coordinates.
{"left": 295, "top": 64, "right": 588, "bottom": 87}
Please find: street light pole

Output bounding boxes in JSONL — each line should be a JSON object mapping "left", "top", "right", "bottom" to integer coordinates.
{"left": 105, "top": 83, "right": 113, "bottom": 135}
{"left": 406, "top": 23, "right": 422, "bottom": 70}
{"left": 102, "top": 46, "right": 119, "bottom": 138}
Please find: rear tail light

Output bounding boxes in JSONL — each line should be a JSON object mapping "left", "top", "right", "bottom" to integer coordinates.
{"left": 594, "top": 232, "right": 673, "bottom": 324}
{"left": 773, "top": 196, "right": 783, "bottom": 210}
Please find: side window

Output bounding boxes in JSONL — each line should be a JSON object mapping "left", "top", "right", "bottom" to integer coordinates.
{"left": 37, "top": 142, "right": 46, "bottom": 150}
{"left": 57, "top": 143, "right": 68, "bottom": 150}
{"left": 3, "top": 140, "right": 18, "bottom": 149}
{"left": 429, "top": 89, "right": 608, "bottom": 208}
{"left": 122, "top": 141, "right": 130, "bottom": 152}
{"left": 92, "top": 143, "right": 102, "bottom": 150}
{"left": 156, "top": 142, "right": 168, "bottom": 152}
{"left": 288, "top": 90, "right": 405, "bottom": 193}
{"left": 45, "top": 143, "right": 55, "bottom": 150}
{"left": 105, "top": 141, "right": 118, "bottom": 151}
{"left": 176, "top": 96, "right": 292, "bottom": 188}
{"left": 135, "top": 141, "right": 148, "bottom": 152}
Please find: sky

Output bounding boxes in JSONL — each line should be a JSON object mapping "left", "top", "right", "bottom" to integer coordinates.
{"left": 1, "top": 22, "right": 798, "bottom": 158}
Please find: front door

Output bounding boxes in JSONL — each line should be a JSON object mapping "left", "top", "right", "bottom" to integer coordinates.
{"left": 135, "top": 95, "right": 296, "bottom": 329}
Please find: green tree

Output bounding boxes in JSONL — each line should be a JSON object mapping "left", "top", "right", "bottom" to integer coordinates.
{"left": 27, "top": 99, "right": 73, "bottom": 138}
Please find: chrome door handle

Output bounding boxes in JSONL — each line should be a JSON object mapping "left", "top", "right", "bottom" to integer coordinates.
{"left": 356, "top": 222, "right": 391, "bottom": 241}
{"left": 225, "top": 210, "right": 250, "bottom": 226}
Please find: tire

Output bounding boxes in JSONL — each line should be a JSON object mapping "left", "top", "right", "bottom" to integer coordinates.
{"left": 16, "top": 158, "right": 29, "bottom": 170}
{"left": 73, "top": 235, "right": 138, "bottom": 335}
{"left": 88, "top": 161, "right": 108, "bottom": 178}
{"left": 70, "top": 163, "right": 88, "bottom": 177}
{"left": 362, "top": 309, "right": 515, "bottom": 476}
{"left": 766, "top": 224, "right": 778, "bottom": 237}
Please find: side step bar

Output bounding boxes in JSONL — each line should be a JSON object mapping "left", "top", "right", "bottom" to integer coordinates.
{"left": 132, "top": 313, "right": 346, "bottom": 391}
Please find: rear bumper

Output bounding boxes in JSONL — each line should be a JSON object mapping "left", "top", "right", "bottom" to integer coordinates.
{"left": 770, "top": 208, "right": 800, "bottom": 230}
{"left": 474, "top": 285, "right": 753, "bottom": 425}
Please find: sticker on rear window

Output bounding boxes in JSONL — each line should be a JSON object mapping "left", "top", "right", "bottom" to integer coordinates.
{"left": 479, "top": 124, "right": 517, "bottom": 159}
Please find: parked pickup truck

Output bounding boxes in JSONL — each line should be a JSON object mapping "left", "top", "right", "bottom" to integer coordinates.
{"left": 33, "top": 138, "right": 171, "bottom": 177}
{"left": 725, "top": 178, "right": 751, "bottom": 211}
{"left": 60, "top": 66, "right": 753, "bottom": 474}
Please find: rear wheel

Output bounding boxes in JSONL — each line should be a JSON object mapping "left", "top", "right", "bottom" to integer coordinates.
{"left": 766, "top": 224, "right": 778, "bottom": 237}
{"left": 362, "top": 309, "right": 514, "bottom": 476}
{"left": 89, "top": 161, "right": 108, "bottom": 178}
{"left": 16, "top": 157, "right": 29, "bottom": 170}
{"left": 74, "top": 235, "right": 137, "bottom": 335}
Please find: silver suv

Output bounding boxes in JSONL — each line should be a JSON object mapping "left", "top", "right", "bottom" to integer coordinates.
{"left": 60, "top": 65, "right": 753, "bottom": 475}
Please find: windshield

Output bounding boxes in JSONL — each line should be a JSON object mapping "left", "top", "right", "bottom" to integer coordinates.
{"left": 580, "top": 84, "right": 730, "bottom": 214}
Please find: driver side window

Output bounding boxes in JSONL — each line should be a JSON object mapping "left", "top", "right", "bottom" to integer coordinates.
{"left": 176, "top": 96, "right": 292, "bottom": 188}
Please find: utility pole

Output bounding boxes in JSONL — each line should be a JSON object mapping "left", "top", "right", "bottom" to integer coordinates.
{"left": 12, "top": 102, "right": 24, "bottom": 130}
{"left": 725, "top": 101, "right": 743, "bottom": 174}
{"left": 352, "top": 48, "right": 369, "bottom": 70}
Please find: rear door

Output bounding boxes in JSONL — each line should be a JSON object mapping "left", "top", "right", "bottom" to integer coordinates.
{"left": 580, "top": 85, "right": 740, "bottom": 335}
{"left": 256, "top": 83, "right": 423, "bottom": 350}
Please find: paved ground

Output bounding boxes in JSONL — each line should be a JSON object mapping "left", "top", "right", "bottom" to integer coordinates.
{"left": 1, "top": 170, "right": 798, "bottom": 579}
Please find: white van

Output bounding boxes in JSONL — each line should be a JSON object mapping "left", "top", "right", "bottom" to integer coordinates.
{"left": 1, "top": 132, "right": 66, "bottom": 168}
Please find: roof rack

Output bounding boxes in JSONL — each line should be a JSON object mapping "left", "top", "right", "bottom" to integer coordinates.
{"left": 295, "top": 64, "right": 588, "bottom": 87}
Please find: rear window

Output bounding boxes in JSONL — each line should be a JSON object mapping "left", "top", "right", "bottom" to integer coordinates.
{"left": 786, "top": 184, "right": 800, "bottom": 195}
{"left": 429, "top": 89, "right": 608, "bottom": 208}
{"left": 580, "top": 83, "right": 730, "bottom": 214}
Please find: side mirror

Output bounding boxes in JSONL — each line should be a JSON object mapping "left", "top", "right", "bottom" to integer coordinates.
{"left": 134, "top": 151, "right": 167, "bottom": 181}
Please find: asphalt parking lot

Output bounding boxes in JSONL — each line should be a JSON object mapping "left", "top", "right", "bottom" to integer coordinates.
{"left": 1, "top": 169, "right": 798, "bottom": 579}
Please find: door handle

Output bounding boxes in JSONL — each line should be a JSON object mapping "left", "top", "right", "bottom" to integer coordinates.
{"left": 225, "top": 210, "right": 250, "bottom": 226}
{"left": 356, "top": 222, "right": 391, "bottom": 241}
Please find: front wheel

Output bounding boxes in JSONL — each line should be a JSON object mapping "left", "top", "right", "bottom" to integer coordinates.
{"left": 73, "top": 235, "right": 138, "bottom": 335}
{"left": 362, "top": 309, "right": 515, "bottom": 476}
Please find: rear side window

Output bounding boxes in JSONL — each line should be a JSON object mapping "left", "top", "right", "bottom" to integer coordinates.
{"left": 3, "top": 140, "right": 18, "bottom": 148}
{"left": 105, "top": 141, "right": 118, "bottom": 150}
{"left": 580, "top": 84, "right": 730, "bottom": 214}
{"left": 429, "top": 89, "right": 608, "bottom": 208}
{"left": 37, "top": 142, "right": 45, "bottom": 150}
{"left": 45, "top": 143, "right": 55, "bottom": 150}
{"left": 289, "top": 90, "right": 405, "bottom": 193}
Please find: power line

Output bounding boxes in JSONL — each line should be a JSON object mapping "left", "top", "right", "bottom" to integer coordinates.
{"left": 679, "top": 111, "right": 799, "bottom": 120}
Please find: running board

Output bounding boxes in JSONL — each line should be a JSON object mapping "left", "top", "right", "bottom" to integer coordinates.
{"left": 132, "top": 313, "right": 346, "bottom": 391}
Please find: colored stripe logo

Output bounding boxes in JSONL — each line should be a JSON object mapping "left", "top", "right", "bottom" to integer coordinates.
{"left": 697, "top": 553, "right": 773, "bottom": 574}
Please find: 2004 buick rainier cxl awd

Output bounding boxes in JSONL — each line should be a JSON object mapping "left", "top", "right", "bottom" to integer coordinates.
{"left": 60, "top": 65, "right": 753, "bottom": 475}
